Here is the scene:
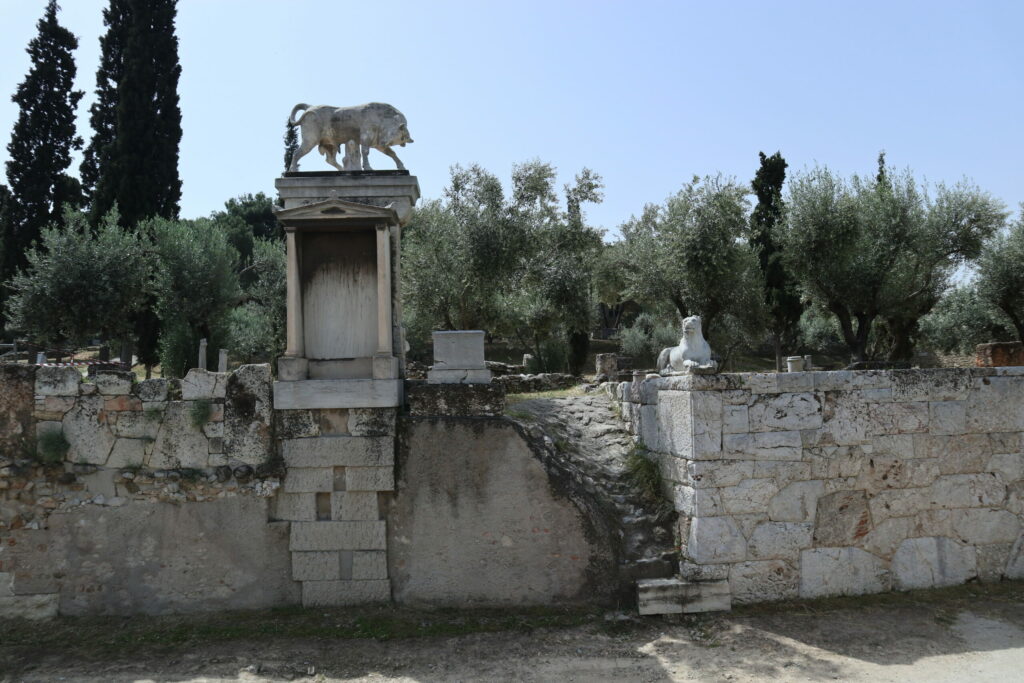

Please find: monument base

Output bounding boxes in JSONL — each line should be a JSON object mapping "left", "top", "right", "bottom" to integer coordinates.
{"left": 273, "top": 378, "right": 402, "bottom": 410}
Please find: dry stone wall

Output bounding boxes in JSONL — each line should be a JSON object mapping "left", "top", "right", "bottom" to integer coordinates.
{"left": 611, "top": 367, "right": 1024, "bottom": 604}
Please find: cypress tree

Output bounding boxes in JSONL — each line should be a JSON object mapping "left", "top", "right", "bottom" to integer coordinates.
{"left": 90, "top": 0, "right": 182, "bottom": 227}
{"left": 750, "top": 151, "right": 802, "bottom": 371}
{"left": 284, "top": 123, "right": 298, "bottom": 173}
{"left": 3, "top": 1, "right": 83, "bottom": 296}
{"left": 80, "top": 0, "right": 129, "bottom": 204}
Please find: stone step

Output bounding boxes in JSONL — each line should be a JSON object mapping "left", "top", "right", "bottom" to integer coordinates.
{"left": 636, "top": 577, "right": 731, "bottom": 615}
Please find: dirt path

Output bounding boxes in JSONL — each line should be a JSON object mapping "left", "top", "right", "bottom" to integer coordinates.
{"left": 4, "top": 583, "right": 1024, "bottom": 682}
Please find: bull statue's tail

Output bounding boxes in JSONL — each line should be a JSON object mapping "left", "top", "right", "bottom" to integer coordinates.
{"left": 287, "top": 103, "right": 309, "bottom": 127}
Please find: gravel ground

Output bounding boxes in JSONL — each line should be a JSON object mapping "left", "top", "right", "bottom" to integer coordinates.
{"left": 3, "top": 583, "right": 1024, "bottom": 682}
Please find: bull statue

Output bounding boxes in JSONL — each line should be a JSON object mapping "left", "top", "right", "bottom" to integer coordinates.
{"left": 656, "top": 315, "right": 719, "bottom": 375}
{"left": 287, "top": 102, "right": 413, "bottom": 172}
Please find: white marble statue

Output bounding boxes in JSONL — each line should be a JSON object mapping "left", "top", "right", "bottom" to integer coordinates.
{"left": 287, "top": 102, "right": 413, "bottom": 172}
{"left": 656, "top": 315, "right": 718, "bottom": 374}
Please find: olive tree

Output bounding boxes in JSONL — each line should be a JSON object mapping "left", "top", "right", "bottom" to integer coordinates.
{"left": 977, "top": 208, "right": 1024, "bottom": 341}
{"left": 784, "top": 156, "right": 1006, "bottom": 360}
{"left": 5, "top": 209, "right": 149, "bottom": 349}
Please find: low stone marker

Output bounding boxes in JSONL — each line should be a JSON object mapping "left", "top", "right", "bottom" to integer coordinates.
{"left": 427, "top": 331, "right": 492, "bottom": 384}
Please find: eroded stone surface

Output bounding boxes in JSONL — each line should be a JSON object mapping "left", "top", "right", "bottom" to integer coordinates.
{"left": 892, "top": 536, "right": 976, "bottom": 590}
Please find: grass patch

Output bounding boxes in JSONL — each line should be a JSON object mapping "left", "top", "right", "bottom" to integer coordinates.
{"left": 505, "top": 409, "right": 534, "bottom": 421}
{"left": 189, "top": 399, "right": 212, "bottom": 429}
{"left": 36, "top": 429, "right": 70, "bottom": 465}
{"left": 624, "top": 448, "right": 673, "bottom": 519}
{"left": 505, "top": 386, "right": 586, "bottom": 406}
{"left": 0, "top": 605, "right": 599, "bottom": 662}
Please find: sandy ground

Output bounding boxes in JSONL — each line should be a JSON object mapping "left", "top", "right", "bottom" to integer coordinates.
{"left": 3, "top": 584, "right": 1024, "bottom": 682}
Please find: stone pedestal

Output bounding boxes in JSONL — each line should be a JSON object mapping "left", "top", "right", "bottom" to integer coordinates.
{"left": 271, "top": 171, "right": 418, "bottom": 607}
{"left": 427, "top": 331, "right": 492, "bottom": 384}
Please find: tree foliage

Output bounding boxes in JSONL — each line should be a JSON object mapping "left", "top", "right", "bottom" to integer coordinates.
{"left": 784, "top": 155, "right": 1007, "bottom": 360}
{"left": 402, "top": 161, "right": 602, "bottom": 371}
{"left": 228, "top": 237, "right": 286, "bottom": 363}
{"left": 90, "top": 0, "right": 182, "bottom": 227}
{"left": 80, "top": 0, "right": 128, "bottom": 201}
{"left": 5, "top": 209, "right": 148, "bottom": 348}
{"left": 750, "top": 151, "right": 801, "bottom": 369}
{"left": 619, "top": 175, "right": 762, "bottom": 346}
{"left": 919, "top": 285, "right": 1016, "bottom": 354}
{"left": 977, "top": 208, "right": 1024, "bottom": 341}
{"left": 3, "top": 0, "right": 83, "bottom": 323}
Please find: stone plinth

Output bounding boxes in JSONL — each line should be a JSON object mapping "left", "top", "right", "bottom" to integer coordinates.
{"left": 976, "top": 341, "right": 1024, "bottom": 367}
{"left": 427, "top": 330, "right": 491, "bottom": 384}
{"left": 275, "top": 171, "right": 420, "bottom": 225}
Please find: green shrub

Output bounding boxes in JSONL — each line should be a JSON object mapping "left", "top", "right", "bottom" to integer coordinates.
{"left": 37, "top": 429, "right": 70, "bottom": 465}
{"left": 190, "top": 399, "right": 212, "bottom": 429}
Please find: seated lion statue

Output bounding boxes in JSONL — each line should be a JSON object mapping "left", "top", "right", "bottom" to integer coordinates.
{"left": 656, "top": 315, "right": 718, "bottom": 374}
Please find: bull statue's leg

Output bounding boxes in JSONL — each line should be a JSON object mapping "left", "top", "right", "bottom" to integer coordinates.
{"left": 360, "top": 143, "right": 373, "bottom": 171}
{"left": 323, "top": 144, "right": 345, "bottom": 171}
{"left": 376, "top": 145, "right": 406, "bottom": 171}
{"left": 289, "top": 136, "right": 318, "bottom": 172}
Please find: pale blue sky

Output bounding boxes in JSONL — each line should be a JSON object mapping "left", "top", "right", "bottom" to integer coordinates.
{"left": 1, "top": 0, "right": 1022, "bottom": 236}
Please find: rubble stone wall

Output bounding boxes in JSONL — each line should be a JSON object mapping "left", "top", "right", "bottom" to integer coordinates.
{"left": 611, "top": 367, "right": 1024, "bottom": 603}
{"left": 1, "top": 364, "right": 282, "bottom": 618}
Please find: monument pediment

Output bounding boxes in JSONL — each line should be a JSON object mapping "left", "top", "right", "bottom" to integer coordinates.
{"left": 273, "top": 197, "right": 399, "bottom": 225}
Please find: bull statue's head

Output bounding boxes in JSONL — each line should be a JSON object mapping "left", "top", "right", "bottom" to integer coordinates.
{"left": 394, "top": 122, "right": 413, "bottom": 147}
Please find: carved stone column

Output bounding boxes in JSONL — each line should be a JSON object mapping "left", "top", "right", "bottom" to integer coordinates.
{"left": 373, "top": 223, "right": 397, "bottom": 379}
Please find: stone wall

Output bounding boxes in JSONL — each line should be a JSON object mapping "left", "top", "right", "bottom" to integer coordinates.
{"left": 611, "top": 367, "right": 1024, "bottom": 604}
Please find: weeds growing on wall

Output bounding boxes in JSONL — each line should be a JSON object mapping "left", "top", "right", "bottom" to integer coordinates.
{"left": 189, "top": 399, "right": 212, "bottom": 429}
{"left": 36, "top": 429, "right": 70, "bottom": 465}
{"left": 625, "top": 447, "right": 674, "bottom": 520}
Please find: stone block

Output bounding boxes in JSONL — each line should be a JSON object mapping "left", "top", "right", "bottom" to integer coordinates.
{"left": 290, "top": 521, "right": 387, "bottom": 551}
{"left": 929, "top": 473, "right": 1005, "bottom": 509}
{"left": 819, "top": 390, "right": 874, "bottom": 446}
{"left": 747, "top": 393, "right": 821, "bottom": 432}
{"left": 892, "top": 536, "right": 976, "bottom": 590}
{"left": 719, "top": 479, "right": 779, "bottom": 515}
{"left": 283, "top": 467, "right": 334, "bottom": 493}
{"left": 890, "top": 369, "right": 972, "bottom": 402}
{"left": 753, "top": 460, "right": 812, "bottom": 486}
{"left": 273, "top": 492, "right": 317, "bottom": 521}
{"left": 723, "top": 431, "right": 802, "bottom": 460}
{"left": 94, "top": 371, "right": 133, "bottom": 396}
{"left": 35, "top": 366, "right": 80, "bottom": 397}
{"left": 768, "top": 480, "right": 825, "bottom": 522}
{"left": 867, "top": 401, "right": 929, "bottom": 435}
{"left": 332, "top": 491, "right": 379, "bottom": 520}
{"left": 855, "top": 456, "right": 939, "bottom": 493}
{"left": 812, "top": 490, "right": 871, "bottom": 546}
{"left": 301, "top": 579, "right": 390, "bottom": 606}
{"left": 346, "top": 466, "right": 395, "bottom": 491}
{"left": 988, "top": 453, "right": 1024, "bottom": 482}
{"left": 316, "top": 409, "right": 349, "bottom": 435}
{"left": 729, "top": 560, "right": 798, "bottom": 603}
{"left": 133, "top": 378, "right": 168, "bottom": 402}
{"left": 861, "top": 516, "right": 915, "bottom": 560}
{"left": 639, "top": 404, "right": 662, "bottom": 452}
{"left": 274, "top": 379, "right": 403, "bottom": 410}
{"left": 776, "top": 373, "right": 814, "bottom": 393}
{"left": 62, "top": 395, "right": 115, "bottom": 465}
{"left": 976, "top": 543, "right": 1013, "bottom": 583}
{"left": 111, "top": 411, "right": 160, "bottom": 440}
{"left": 106, "top": 438, "right": 147, "bottom": 468}
{"left": 687, "top": 516, "right": 747, "bottom": 564}
{"left": 966, "top": 377, "right": 1024, "bottom": 433}
{"left": 182, "top": 368, "right": 226, "bottom": 400}
{"left": 0, "top": 593, "right": 59, "bottom": 620}
{"left": 722, "top": 405, "right": 749, "bottom": 434}
{"left": 748, "top": 522, "right": 813, "bottom": 561}
{"left": 674, "top": 485, "right": 722, "bottom": 516}
{"left": 224, "top": 364, "right": 273, "bottom": 465}
{"left": 975, "top": 341, "right": 1024, "bottom": 367}
{"left": 426, "top": 368, "right": 493, "bottom": 384}
{"left": 148, "top": 402, "right": 210, "bottom": 469}
{"left": 686, "top": 460, "right": 753, "bottom": 489}
{"left": 929, "top": 401, "right": 967, "bottom": 435}
{"left": 406, "top": 383, "right": 505, "bottom": 416}
{"left": 799, "top": 547, "right": 890, "bottom": 598}
{"left": 292, "top": 551, "right": 340, "bottom": 581}
{"left": 637, "top": 578, "right": 731, "bottom": 615}
{"left": 432, "top": 330, "right": 486, "bottom": 368}
{"left": 949, "top": 508, "right": 1021, "bottom": 545}
{"left": 283, "top": 436, "right": 394, "bottom": 468}
{"left": 277, "top": 356, "right": 309, "bottom": 381}
{"left": 352, "top": 551, "right": 388, "bottom": 580}
{"left": 276, "top": 410, "right": 320, "bottom": 439}
{"left": 678, "top": 561, "right": 730, "bottom": 582}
